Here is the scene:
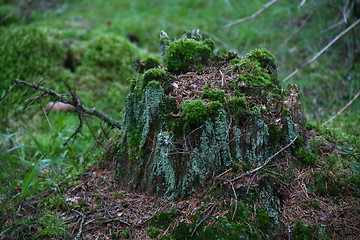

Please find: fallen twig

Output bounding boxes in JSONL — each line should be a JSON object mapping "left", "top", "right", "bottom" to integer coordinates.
{"left": 191, "top": 203, "right": 216, "bottom": 237}
{"left": 323, "top": 90, "right": 360, "bottom": 125}
{"left": 283, "top": 18, "right": 360, "bottom": 82}
{"left": 223, "top": 0, "right": 278, "bottom": 28}
{"left": 14, "top": 79, "right": 123, "bottom": 130}
{"left": 0, "top": 83, "right": 17, "bottom": 102}
{"left": 229, "top": 135, "right": 299, "bottom": 182}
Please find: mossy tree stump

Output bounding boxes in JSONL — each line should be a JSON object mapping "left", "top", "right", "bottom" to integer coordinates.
{"left": 116, "top": 30, "right": 306, "bottom": 199}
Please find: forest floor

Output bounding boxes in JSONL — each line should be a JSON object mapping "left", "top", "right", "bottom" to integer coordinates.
{"left": 2, "top": 130, "right": 358, "bottom": 240}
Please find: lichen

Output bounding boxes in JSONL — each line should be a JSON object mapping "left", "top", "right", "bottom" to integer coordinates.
{"left": 244, "top": 108, "right": 269, "bottom": 163}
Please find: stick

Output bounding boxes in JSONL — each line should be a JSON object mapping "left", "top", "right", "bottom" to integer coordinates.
{"left": 229, "top": 135, "right": 299, "bottom": 182}
{"left": 323, "top": 90, "right": 360, "bottom": 125}
{"left": 191, "top": 203, "right": 216, "bottom": 237}
{"left": 0, "top": 83, "right": 17, "bottom": 102}
{"left": 14, "top": 79, "right": 123, "bottom": 130}
{"left": 283, "top": 18, "right": 360, "bottom": 82}
{"left": 223, "top": 0, "right": 278, "bottom": 28}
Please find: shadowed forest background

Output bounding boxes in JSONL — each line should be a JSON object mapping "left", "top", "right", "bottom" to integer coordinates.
{"left": 0, "top": 0, "right": 359, "bottom": 239}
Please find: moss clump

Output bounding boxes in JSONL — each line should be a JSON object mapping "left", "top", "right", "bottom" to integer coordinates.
{"left": 152, "top": 211, "right": 173, "bottom": 228}
{"left": 235, "top": 58, "right": 273, "bottom": 86}
{"left": 143, "top": 68, "right": 167, "bottom": 87}
{"left": 227, "top": 96, "right": 248, "bottom": 117}
{"left": 182, "top": 100, "right": 222, "bottom": 129}
{"left": 0, "top": 26, "right": 66, "bottom": 89}
{"left": 202, "top": 89, "right": 225, "bottom": 102}
{"left": 296, "top": 148, "right": 318, "bottom": 165}
{"left": 165, "top": 38, "right": 214, "bottom": 74}
{"left": 77, "top": 33, "right": 142, "bottom": 82}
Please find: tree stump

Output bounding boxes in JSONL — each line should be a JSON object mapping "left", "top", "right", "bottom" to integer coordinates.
{"left": 116, "top": 30, "right": 306, "bottom": 199}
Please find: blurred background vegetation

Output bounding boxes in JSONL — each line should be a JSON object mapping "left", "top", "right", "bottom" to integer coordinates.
{"left": 0, "top": 0, "right": 359, "bottom": 237}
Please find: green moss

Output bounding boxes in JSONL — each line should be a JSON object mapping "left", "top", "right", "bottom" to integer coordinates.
{"left": 182, "top": 100, "right": 222, "bottom": 130}
{"left": 78, "top": 33, "right": 143, "bottom": 82}
{"left": 165, "top": 38, "right": 213, "bottom": 74}
{"left": 234, "top": 58, "right": 273, "bottom": 86}
{"left": 202, "top": 89, "right": 225, "bottom": 102}
{"left": 0, "top": 26, "right": 66, "bottom": 89}
{"left": 245, "top": 48, "right": 279, "bottom": 86}
{"left": 296, "top": 148, "right": 318, "bottom": 165}
{"left": 227, "top": 96, "right": 248, "bottom": 117}
{"left": 143, "top": 57, "right": 161, "bottom": 68}
{"left": 143, "top": 68, "right": 167, "bottom": 87}
{"left": 292, "top": 221, "right": 314, "bottom": 240}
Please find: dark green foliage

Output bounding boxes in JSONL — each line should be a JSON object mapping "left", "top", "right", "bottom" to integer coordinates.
{"left": 292, "top": 221, "right": 314, "bottom": 240}
{"left": 165, "top": 38, "right": 213, "bottom": 74}
{"left": 202, "top": 89, "right": 225, "bottom": 102}
{"left": 182, "top": 100, "right": 222, "bottom": 129}
{"left": 0, "top": 26, "right": 66, "bottom": 89}
{"left": 296, "top": 148, "right": 318, "bottom": 165}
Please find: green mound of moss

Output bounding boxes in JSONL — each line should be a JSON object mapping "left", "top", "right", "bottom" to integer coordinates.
{"left": 0, "top": 26, "right": 66, "bottom": 89}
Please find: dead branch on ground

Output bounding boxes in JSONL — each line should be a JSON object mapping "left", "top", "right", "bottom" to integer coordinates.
{"left": 283, "top": 18, "right": 360, "bottom": 82}
{"left": 323, "top": 90, "right": 360, "bottom": 126}
{"left": 13, "top": 79, "right": 123, "bottom": 130}
{"left": 229, "top": 135, "right": 299, "bottom": 183}
{"left": 223, "top": 0, "right": 278, "bottom": 29}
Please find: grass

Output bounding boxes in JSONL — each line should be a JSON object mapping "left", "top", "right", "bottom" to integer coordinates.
{"left": 0, "top": 0, "right": 359, "bottom": 238}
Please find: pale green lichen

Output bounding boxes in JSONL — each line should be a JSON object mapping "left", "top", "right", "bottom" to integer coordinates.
{"left": 260, "top": 183, "right": 281, "bottom": 225}
{"left": 233, "top": 127, "right": 243, "bottom": 163}
{"left": 150, "top": 131, "right": 177, "bottom": 199}
{"left": 244, "top": 108, "right": 269, "bottom": 163}
{"left": 284, "top": 114, "right": 299, "bottom": 144}
{"left": 124, "top": 81, "right": 164, "bottom": 148}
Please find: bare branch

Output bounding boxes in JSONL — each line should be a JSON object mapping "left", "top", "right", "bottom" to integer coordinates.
{"left": 283, "top": 18, "right": 360, "bottom": 82}
{"left": 0, "top": 83, "right": 17, "bottom": 102}
{"left": 14, "top": 79, "right": 123, "bottom": 130}
{"left": 223, "top": 0, "right": 277, "bottom": 28}
{"left": 229, "top": 135, "right": 299, "bottom": 182}
{"left": 298, "top": 0, "right": 307, "bottom": 9}
{"left": 323, "top": 90, "right": 360, "bottom": 126}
